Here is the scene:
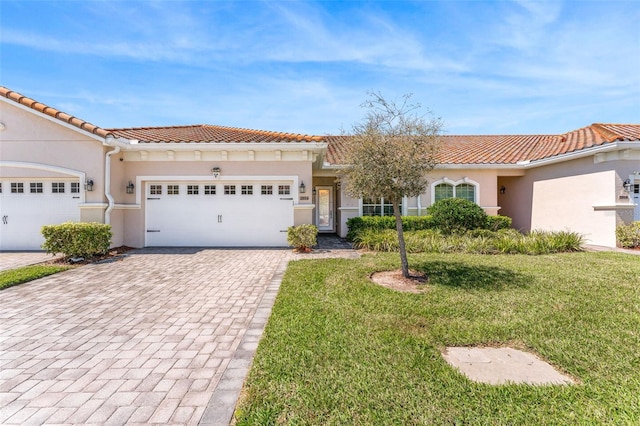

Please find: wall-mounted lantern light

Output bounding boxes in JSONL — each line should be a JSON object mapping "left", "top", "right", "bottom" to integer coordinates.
{"left": 85, "top": 178, "right": 94, "bottom": 192}
{"left": 126, "top": 181, "right": 135, "bottom": 194}
{"left": 299, "top": 181, "right": 306, "bottom": 194}
{"left": 312, "top": 187, "right": 317, "bottom": 197}
{"left": 500, "top": 185, "right": 506, "bottom": 195}
{"left": 623, "top": 179, "right": 632, "bottom": 193}
{"left": 212, "top": 167, "right": 221, "bottom": 179}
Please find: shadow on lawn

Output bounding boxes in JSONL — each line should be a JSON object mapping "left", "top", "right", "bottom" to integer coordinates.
{"left": 414, "top": 260, "right": 531, "bottom": 290}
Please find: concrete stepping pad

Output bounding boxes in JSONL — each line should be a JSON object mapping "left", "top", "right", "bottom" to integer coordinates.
{"left": 442, "top": 347, "right": 575, "bottom": 385}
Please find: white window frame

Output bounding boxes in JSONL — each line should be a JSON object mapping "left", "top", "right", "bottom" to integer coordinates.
{"left": 430, "top": 178, "right": 480, "bottom": 204}
{"left": 358, "top": 197, "right": 407, "bottom": 217}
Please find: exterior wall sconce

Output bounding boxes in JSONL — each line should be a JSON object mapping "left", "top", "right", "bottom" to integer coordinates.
{"left": 85, "top": 178, "right": 94, "bottom": 191}
{"left": 500, "top": 186, "right": 506, "bottom": 194}
{"left": 126, "top": 181, "right": 135, "bottom": 194}
{"left": 212, "top": 167, "right": 221, "bottom": 179}
{"left": 299, "top": 181, "right": 306, "bottom": 194}
{"left": 623, "top": 179, "right": 632, "bottom": 193}
{"left": 312, "top": 187, "right": 317, "bottom": 197}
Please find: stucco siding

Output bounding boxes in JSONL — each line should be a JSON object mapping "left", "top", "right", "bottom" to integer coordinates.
{"left": 500, "top": 155, "right": 639, "bottom": 247}
{"left": 0, "top": 102, "right": 106, "bottom": 204}
{"left": 531, "top": 171, "right": 616, "bottom": 246}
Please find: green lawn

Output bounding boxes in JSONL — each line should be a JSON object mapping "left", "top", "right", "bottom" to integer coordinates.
{"left": 236, "top": 252, "right": 640, "bottom": 425}
{"left": 0, "top": 264, "right": 72, "bottom": 290}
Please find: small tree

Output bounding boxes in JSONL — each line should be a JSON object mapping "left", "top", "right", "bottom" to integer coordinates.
{"left": 341, "top": 92, "right": 442, "bottom": 278}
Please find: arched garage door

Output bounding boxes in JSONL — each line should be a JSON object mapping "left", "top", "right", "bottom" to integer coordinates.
{"left": 145, "top": 181, "right": 294, "bottom": 247}
{"left": 0, "top": 179, "right": 81, "bottom": 250}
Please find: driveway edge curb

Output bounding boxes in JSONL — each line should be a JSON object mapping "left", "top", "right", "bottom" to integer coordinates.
{"left": 199, "top": 258, "right": 289, "bottom": 425}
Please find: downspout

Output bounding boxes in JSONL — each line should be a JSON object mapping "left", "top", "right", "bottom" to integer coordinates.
{"left": 104, "top": 146, "right": 120, "bottom": 225}
{"left": 417, "top": 195, "right": 422, "bottom": 216}
{"left": 103, "top": 136, "right": 131, "bottom": 224}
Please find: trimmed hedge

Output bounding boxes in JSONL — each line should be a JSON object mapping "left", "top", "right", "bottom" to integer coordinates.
{"left": 347, "top": 212, "right": 512, "bottom": 241}
{"left": 427, "top": 198, "right": 487, "bottom": 234}
{"left": 486, "top": 215, "right": 512, "bottom": 231}
{"left": 41, "top": 222, "right": 112, "bottom": 258}
{"left": 346, "top": 216, "right": 435, "bottom": 241}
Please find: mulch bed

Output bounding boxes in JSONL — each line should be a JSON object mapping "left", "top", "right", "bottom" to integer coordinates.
{"left": 46, "top": 246, "right": 135, "bottom": 266}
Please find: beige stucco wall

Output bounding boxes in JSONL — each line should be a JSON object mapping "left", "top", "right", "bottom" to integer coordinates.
{"left": 498, "top": 155, "right": 639, "bottom": 247}
{"left": 531, "top": 171, "right": 617, "bottom": 246}
{"left": 0, "top": 102, "right": 106, "bottom": 204}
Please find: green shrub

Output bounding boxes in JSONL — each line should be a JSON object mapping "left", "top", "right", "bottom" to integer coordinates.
{"left": 352, "top": 228, "right": 399, "bottom": 252}
{"left": 427, "top": 198, "right": 488, "bottom": 234}
{"left": 486, "top": 215, "right": 512, "bottom": 231}
{"left": 41, "top": 222, "right": 112, "bottom": 258}
{"left": 353, "top": 228, "right": 583, "bottom": 255}
{"left": 287, "top": 224, "right": 318, "bottom": 251}
{"left": 616, "top": 221, "right": 640, "bottom": 248}
{"left": 345, "top": 215, "right": 434, "bottom": 241}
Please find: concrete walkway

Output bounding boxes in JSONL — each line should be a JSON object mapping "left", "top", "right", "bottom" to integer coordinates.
{"left": 0, "top": 248, "right": 293, "bottom": 425}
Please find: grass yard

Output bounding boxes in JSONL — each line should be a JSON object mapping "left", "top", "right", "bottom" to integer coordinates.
{"left": 0, "top": 264, "right": 72, "bottom": 290}
{"left": 236, "top": 252, "right": 640, "bottom": 425}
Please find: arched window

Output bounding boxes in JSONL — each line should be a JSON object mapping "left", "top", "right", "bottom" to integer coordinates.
{"left": 455, "top": 183, "right": 475, "bottom": 202}
{"left": 434, "top": 183, "right": 454, "bottom": 202}
{"left": 431, "top": 179, "right": 478, "bottom": 204}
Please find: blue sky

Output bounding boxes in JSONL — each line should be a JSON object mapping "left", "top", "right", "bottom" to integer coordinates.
{"left": 1, "top": 0, "right": 639, "bottom": 136}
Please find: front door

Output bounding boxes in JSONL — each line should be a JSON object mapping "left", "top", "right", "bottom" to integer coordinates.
{"left": 316, "top": 186, "right": 334, "bottom": 232}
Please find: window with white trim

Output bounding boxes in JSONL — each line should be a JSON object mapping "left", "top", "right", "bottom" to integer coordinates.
{"left": 30, "top": 182, "right": 44, "bottom": 194}
{"left": 11, "top": 183, "right": 24, "bottom": 194}
{"left": 261, "top": 185, "right": 273, "bottom": 195}
{"left": 52, "top": 182, "right": 65, "bottom": 193}
{"left": 150, "top": 185, "right": 162, "bottom": 195}
{"left": 434, "top": 183, "right": 453, "bottom": 202}
{"left": 278, "top": 185, "right": 290, "bottom": 195}
{"left": 70, "top": 182, "right": 80, "bottom": 193}
{"left": 434, "top": 181, "right": 477, "bottom": 203}
{"left": 241, "top": 185, "right": 253, "bottom": 195}
{"left": 167, "top": 185, "right": 179, "bottom": 195}
{"left": 187, "top": 185, "right": 199, "bottom": 195}
{"left": 204, "top": 185, "right": 216, "bottom": 195}
{"left": 362, "top": 198, "right": 401, "bottom": 216}
{"left": 224, "top": 185, "right": 236, "bottom": 195}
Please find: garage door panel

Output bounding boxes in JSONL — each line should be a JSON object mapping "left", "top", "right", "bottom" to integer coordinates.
{"left": 0, "top": 179, "right": 81, "bottom": 250}
{"left": 145, "top": 182, "right": 292, "bottom": 247}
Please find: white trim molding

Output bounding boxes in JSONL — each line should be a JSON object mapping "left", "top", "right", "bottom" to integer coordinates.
{"left": 592, "top": 204, "right": 636, "bottom": 211}
{"left": 430, "top": 177, "right": 480, "bottom": 205}
{"left": 0, "top": 161, "right": 87, "bottom": 203}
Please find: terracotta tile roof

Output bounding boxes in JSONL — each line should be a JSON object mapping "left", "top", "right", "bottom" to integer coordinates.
{"left": 0, "top": 86, "right": 111, "bottom": 138}
{"left": 2, "top": 86, "right": 637, "bottom": 163}
{"left": 107, "top": 124, "right": 324, "bottom": 143}
{"left": 325, "top": 123, "right": 640, "bottom": 166}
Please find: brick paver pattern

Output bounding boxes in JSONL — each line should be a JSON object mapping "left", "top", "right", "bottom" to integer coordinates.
{"left": 0, "top": 248, "right": 291, "bottom": 425}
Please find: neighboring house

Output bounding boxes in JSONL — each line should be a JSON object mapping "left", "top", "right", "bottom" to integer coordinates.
{"left": 1, "top": 86, "right": 638, "bottom": 250}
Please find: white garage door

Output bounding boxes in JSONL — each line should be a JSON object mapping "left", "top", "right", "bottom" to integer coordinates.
{"left": 0, "top": 179, "right": 82, "bottom": 250}
{"left": 145, "top": 181, "right": 294, "bottom": 247}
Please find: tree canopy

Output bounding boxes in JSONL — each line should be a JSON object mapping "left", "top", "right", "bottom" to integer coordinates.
{"left": 340, "top": 92, "right": 443, "bottom": 277}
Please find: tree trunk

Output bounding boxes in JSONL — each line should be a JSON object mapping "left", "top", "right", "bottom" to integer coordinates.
{"left": 392, "top": 199, "right": 410, "bottom": 278}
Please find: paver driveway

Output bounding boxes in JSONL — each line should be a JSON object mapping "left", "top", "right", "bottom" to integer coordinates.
{"left": 0, "top": 248, "right": 291, "bottom": 425}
